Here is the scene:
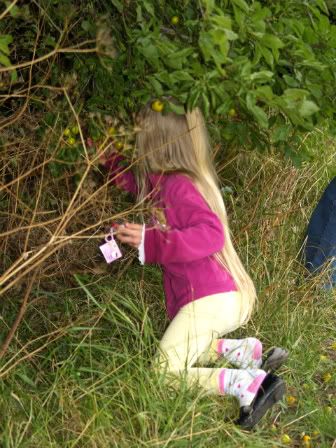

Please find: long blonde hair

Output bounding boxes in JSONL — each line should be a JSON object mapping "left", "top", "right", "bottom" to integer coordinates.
{"left": 135, "top": 102, "right": 257, "bottom": 321}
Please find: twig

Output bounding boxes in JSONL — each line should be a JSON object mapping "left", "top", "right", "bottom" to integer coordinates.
{"left": 283, "top": 409, "right": 318, "bottom": 428}
{"left": 0, "top": 23, "right": 40, "bottom": 130}
{"left": 0, "top": 157, "right": 53, "bottom": 192}
{"left": 0, "top": 216, "right": 61, "bottom": 238}
{"left": 23, "top": 155, "right": 47, "bottom": 252}
{"left": 0, "top": 0, "right": 18, "bottom": 20}
{"left": 0, "top": 270, "right": 37, "bottom": 358}
{"left": 0, "top": 44, "right": 98, "bottom": 73}
{"left": 0, "top": 324, "right": 71, "bottom": 378}
{"left": 64, "top": 90, "right": 88, "bottom": 160}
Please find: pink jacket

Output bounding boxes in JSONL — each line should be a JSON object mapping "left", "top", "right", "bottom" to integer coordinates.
{"left": 105, "top": 154, "right": 237, "bottom": 319}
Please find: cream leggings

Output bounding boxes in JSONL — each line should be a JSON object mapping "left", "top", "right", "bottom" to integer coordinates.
{"left": 157, "top": 291, "right": 249, "bottom": 394}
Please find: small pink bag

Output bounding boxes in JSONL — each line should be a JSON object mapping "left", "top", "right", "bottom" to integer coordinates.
{"left": 99, "top": 231, "right": 122, "bottom": 264}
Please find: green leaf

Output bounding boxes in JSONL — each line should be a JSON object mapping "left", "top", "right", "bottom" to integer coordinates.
{"left": 10, "top": 69, "right": 17, "bottom": 82}
{"left": 16, "top": 372, "right": 36, "bottom": 388}
{"left": 148, "top": 77, "right": 163, "bottom": 96}
{"left": 168, "top": 47, "right": 194, "bottom": 61}
{"left": 258, "top": 44, "right": 274, "bottom": 67}
{"left": 170, "top": 71, "right": 194, "bottom": 82}
{"left": 210, "top": 29, "right": 230, "bottom": 57}
{"left": 0, "top": 52, "right": 11, "bottom": 67}
{"left": 0, "top": 34, "right": 13, "bottom": 55}
{"left": 272, "top": 125, "right": 291, "bottom": 142}
{"left": 283, "top": 75, "right": 299, "bottom": 88}
{"left": 315, "top": 0, "right": 329, "bottom": 14}
{"left": 231, "top": 0, "right": 249, "bottom": 13}
{"left": 143, "top": 0, "right": 155, "bottom": 16}
{"left": 199, "top": 32, "right": 213, "bottom": 62}
{"left": 45, "top": 35, "right": 57, "bottom": 48}
{"left": 255, "top": 85, "right": 273, "bottom": 101}
{"left": 211, "top": 15, "right": 232, "bottom": 31}
{"left": 203, "top": 0, "right": 215, "bottom": 15}
{"left": 111, "top": 0, "right": 123, "bottom": 12}
{"left": 5, "top": 1, "right": 19, "bottom": 17}
{"left": 251, "top": 104, "right": 268, "bottom": 128}
{"left": 216, "top": 100, "right": 231, "bottom": 114}
{"left": 81, "top": 20, "right": 93, "bottom": 32}
{"left": 262, "top": 34, "right": 284, "bottom": 50}
{"left": 202, "top": 92, "right": 210, "bottom": 117}
{"left": 299, "top": 100, "right": 319, "bottom": 117}
{"left": 138, "top": 41, "right": 159, "bottom": 67}
{"left": 154, "top": 72, "right": 171, "bottom": 85}
{"left": 136, "top": 5, "right": 143, "bottom": 22}
{"left": 283, "top": 88, "right": 310, "bottom": 102}
{"left": 188, "top": 89, "right": 201, "bottom": 110}
{"left": 250, "top": 70, "right": 274, "bottom": 82}
{"left": 168, "top": 101, "right": 185, "bottom": 115}
{"left": 232, "top": 4, "right": 246, "bottom": 30}
{"left": 246, "top": 93, "right": 268, "bottom": 128}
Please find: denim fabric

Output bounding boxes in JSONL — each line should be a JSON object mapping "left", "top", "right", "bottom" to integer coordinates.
{"left": 304, "top": 177, "right": 336, "bottom": 288}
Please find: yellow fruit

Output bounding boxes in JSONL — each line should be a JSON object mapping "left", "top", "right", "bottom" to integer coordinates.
{"left": 151, "top": 100, "right": 164, "bottom": 112}
{"left": 171, "top": 16, "right": 180, "bottom": 25}
{"left": 330, "top": 341, "right": 336, "bottom": 350}
{"left": 281, "top": 434, "right": 291, "bottom": 444}
{"left": 228, "top": 108, "right": 237, "bottom": 117}
{"left": 64, "top": 128, "right": 71, "bottom": 136}
{"left": 108, "top": 126, "right": 116, "bottom": 136}
{"left": 71, "top": 125, "right": 79, "bottom": 135}
{"left": 302, "top": 435, "right": 312, "bottom": 447}
{"left": 67, "top": 137, "right": 76, "bottom": 145}
{"left": 322, "top": 372, "right": 332, "bottom": 383}
{"left": 312, "top": 431, "right": 320, "bottom": 437}
{"left": 320, "top": 354, "right": 328, "bottom": 361}
{"left": 286, "top": 395, "right": 297, "bottom": 406}
{"left": 115, "top": 141, "right": 124, "bottom": 150}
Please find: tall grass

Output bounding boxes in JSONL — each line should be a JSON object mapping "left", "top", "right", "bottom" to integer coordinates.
{"left": 0, "top": 129, "right": 335, "bottom": 447}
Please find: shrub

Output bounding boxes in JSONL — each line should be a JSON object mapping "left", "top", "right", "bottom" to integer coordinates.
{"left": 1, "top": 0, "right": 336, "bottom": 163}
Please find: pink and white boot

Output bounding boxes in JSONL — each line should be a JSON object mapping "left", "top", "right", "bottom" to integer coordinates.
{"left": 218, "top": 368, "right": 286, "bottom": 429}
{"left": 218, "top": 368, "right": 267, "bottom": 408}
{"left": 216, "top": 338, "right": 288, "bottom": 372}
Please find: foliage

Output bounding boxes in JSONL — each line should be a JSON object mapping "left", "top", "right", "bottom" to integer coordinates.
{"left": 0, "top": 0, "right": 336, "bottom": 163}
{"left": 1, "top": 2, "right": 336, "bottom": 444}
{"left": 1, "top": 143, "right": 336, "bottom": 446}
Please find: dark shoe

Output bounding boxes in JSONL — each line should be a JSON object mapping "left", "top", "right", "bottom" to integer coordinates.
{"left": 262, "top": 347, "right": 289, "bottom": 372}
{"left": 236, "top": 373, "right": 286, "bottom": 430}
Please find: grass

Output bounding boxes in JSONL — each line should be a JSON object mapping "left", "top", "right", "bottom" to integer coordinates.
{"left": 1, "top": 129, "right": 336, "bottom": 447}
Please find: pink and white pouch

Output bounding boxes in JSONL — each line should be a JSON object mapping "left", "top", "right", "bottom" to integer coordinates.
{"left": 99, "top": 230, "right": 122, "bottom": 263}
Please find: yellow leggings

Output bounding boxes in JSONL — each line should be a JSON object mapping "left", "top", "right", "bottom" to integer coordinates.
{"left": 157, "top": 291, "right": 249, "bottom": 394}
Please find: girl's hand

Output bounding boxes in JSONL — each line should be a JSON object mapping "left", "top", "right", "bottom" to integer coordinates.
{"left": 115, "top": 222, "right": 143, "bottom": 248}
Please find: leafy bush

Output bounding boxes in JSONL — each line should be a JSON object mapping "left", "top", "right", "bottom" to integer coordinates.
{"left": 1, "top": 0, "right": 336, "bottom": 161}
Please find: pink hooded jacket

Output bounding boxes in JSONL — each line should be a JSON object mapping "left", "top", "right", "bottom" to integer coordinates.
{"left": 105, "top": 154, "right": 237, "bottom": 319}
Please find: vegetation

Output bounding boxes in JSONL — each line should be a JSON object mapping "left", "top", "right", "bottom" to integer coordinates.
{"left": 0, "top": 1, "right": 336, "bottom": 446}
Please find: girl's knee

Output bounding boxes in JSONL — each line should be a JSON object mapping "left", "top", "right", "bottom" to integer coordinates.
{"left": 152, "top": 350, "right": 186, "bottom": 377}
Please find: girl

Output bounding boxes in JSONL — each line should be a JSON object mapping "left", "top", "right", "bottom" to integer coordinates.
{"left": 102, "top": 102, "right": 287, "bottom": 429}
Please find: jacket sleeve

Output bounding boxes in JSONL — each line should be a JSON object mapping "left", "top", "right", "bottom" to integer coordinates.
{"left": 104, "top": 153, "right": 138, "bottom": 196}
{"left": 144, "top": 177, "right": 224, "bottom": 264}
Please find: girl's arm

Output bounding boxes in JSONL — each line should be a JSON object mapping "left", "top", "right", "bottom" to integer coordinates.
{"left": 144, "top": 177, "right": 224, "bottom": 264}
{"left": 104, "top": 152, "right": 138, "bottom": 196}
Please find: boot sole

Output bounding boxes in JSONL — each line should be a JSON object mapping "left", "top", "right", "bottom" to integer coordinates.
{"left": 236, "top": 374, "right": 286, "bottom": 430}
{"left": 261, "top": 347, "right": 289, "bottom": 372}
